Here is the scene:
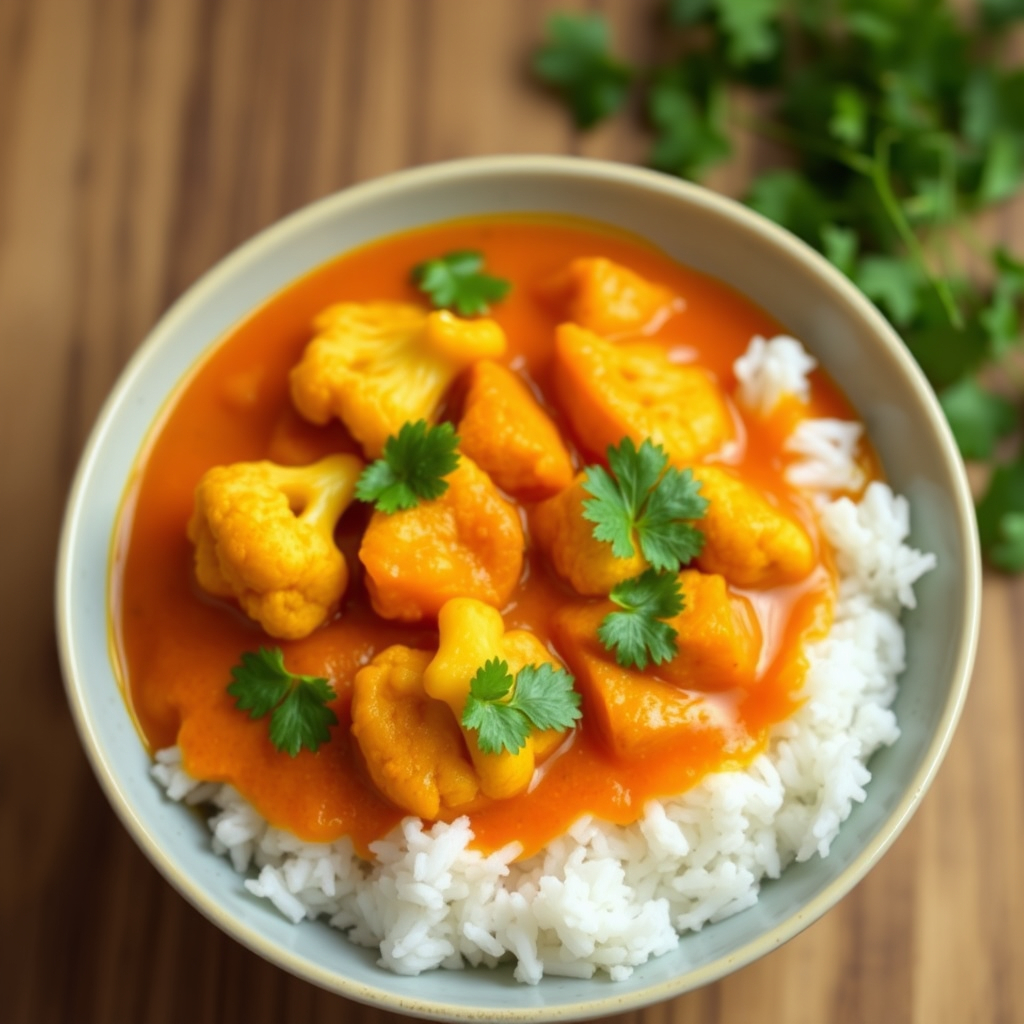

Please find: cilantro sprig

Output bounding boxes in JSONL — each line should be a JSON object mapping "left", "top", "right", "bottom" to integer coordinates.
{"left": 461, "top": 658, "right": 582, "bottom": 755}
{"left": 598, "top": 568, "right": 685, "bottom": 670}
{"left": 533, "top": 4, "right": 1024, "bottom": 571}
{"left": 532, "top": 12, "right": 633, "bottom": 129}
{"left": 355, "top": 420, "right": 460, "bottom": 514}
{"left": 412, "top": 250, "right": 511, "bottom": 317}
{"left": 227, "top": 647, "right": 338, "bottom": 757}
{"left": 582, "top": 438, "right": 707, "bottom": 572}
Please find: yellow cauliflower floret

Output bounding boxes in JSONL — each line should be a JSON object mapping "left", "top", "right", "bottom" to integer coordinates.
{"left": 289, "top": 302, "right": 506, "bottom": 458}
{"left": 531, "top": 473, "right": 647, "bottom": 596}
{"left": 538, "top": 257, "right": 679, "bottom": 335}
{"left": 350, "top": 646, "right": 480, "bottom": 820}
{"left": 424, "top": 598, "right": 572, "bottom": 801}
{"left": 692, "top": 466, "right": 815, "bottom": 588}
{"left": 187, "top": 453, "right": 363, "bottom": 639}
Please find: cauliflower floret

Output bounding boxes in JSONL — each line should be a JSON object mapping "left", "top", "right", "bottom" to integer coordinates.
{"left": 692, "top": 466, "right": 815, "bottom": 588}
{"left": 553, "top": 323, "right": 734, "bottom": 465}
{"left": 289, "top": 302, "right": 506, "bottom": 458}
{"left": 358, "top": 454, "right": 524, "bottom": 621}
{"left": 350, "top": 646, "right": 480, "bottom": 819}
{"left": 537, "top": 257, "right": 680, "bottom": 335}
{"left": 187, "top": 453, "right": 363, "bottom": 639}
{"left": 457, "top": 360, "right": 574, "bottom": 499}
{"left": 531, "top": 473, "right": 647, "bottom": 596}
{"left": 423, "top": 598, "right": 571, "bottom": 801}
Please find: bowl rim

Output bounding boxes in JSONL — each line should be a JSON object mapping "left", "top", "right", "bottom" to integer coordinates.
{"left": 55, "top": 153, "right": 981, "bottom": 1021}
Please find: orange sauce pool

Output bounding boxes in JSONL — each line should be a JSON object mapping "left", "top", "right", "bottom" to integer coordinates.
{"left": 111, "top": 215, "right": 874, "bottom": 859}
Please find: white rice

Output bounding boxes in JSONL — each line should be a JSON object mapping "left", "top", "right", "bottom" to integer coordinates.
{"left": 733, "top": 334, "right": 816, "bottom": 413}
{"left": 151, "top": 335, "right": 935, "bottom": 983}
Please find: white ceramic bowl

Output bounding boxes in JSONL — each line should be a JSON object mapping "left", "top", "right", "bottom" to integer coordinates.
{"left": 56, "top": 156, "right": 980, "bottom": 1021}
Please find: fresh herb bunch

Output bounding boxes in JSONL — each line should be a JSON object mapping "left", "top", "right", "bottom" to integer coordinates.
{"left": 534, "top": 2, "right": 1024, "bottom": 570}
{"left": 461, "top": 658, "right": 582, "bottom": 755}
{"left": 355, "top": 420, "right": 461, "bottom": 513}
{"left": 227, "top": 647, "right": 338, "bottom": 756}
{"left": 412, "top": 250, "right": 512, "bottom": 316}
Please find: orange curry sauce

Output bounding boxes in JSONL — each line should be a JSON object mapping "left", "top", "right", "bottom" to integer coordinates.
{"left": 112, "top": 216, "right": 874, "bottom": 859}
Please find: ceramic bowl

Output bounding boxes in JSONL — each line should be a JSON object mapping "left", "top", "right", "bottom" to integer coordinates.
{"left": 56, "top": 155, "right": 980, "bottom": 1021}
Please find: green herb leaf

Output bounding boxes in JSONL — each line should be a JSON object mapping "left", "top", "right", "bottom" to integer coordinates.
{"left": 714, "top": 0, "right": 783, "bottom": 67}
{"left": 649, "top": 68, "right": 732, "bottom": 180}
{"left": 938, "top": 377, "right": 1017, "bottom": 460}
{"left": 598, "top": 568, "right": 684, "bottom": 670}
{"left": 582, "top": 438, "right": 707, "bottom": 572}
{"left": 533, "top": 13, "right": 632, "bottom": 129}
{"left": 412, "top": 250, "right": 511, "bottom": 317}
{"left": 461, "top": 658, "right": 581, "bottom": 755}
{"left": 746, "top": 171, "right": 833, "bottom": 246}
{"left": 977, "top": 457, "right": 1024, "bottom": 571}
{"left": 228, "top": 648, "right": 338, "bottom": 757}
{"left": 855, "top": 256, "right": 923, "bottom": 327}
{"left": 355, "top": 420, "right": 461, "bottom": 514}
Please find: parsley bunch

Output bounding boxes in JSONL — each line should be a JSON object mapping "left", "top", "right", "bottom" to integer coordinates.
{"left": 534, "top": 2, "right": 1024, "bottom": 570}
{"left": 227, "top": 647, "right": 338, "bottom": 756}
{"left": 461, "top": 658, "right": 582, "bottom": 755}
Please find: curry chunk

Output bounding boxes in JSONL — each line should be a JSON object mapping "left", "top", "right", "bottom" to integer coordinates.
{"left": 692, "top": 466, "right": 815, "bottom": 588}
{"left": 553, "top": 324, "right": 734, "bottom": 464}
{"left": 289, "top": 302, "right": 506, "bottom": 458}
{"left": 531, "top": 473, "right": 647, "bottom": 596}
{"left": 424, "top": 598, "right": 571, "bottom": 800}
{"left": 350, "top": 646, "right": 479, "bottom": 820}
{"left": 187, "top": 454, "right": 363, "bottom": 640}
{"left": 457, "top": 361, "right": 574, "bottom": 499}
{"left": 538, "top": 257, "right": 679, "bottom": 335}
{"left": 555, "top": 603, "right": 735, "bottom": 759}
{"left": 358, "top": 455, "right": 524, "bottom": 621}
{"left": 657, "top": 571, "right": 762, "bottom": 690}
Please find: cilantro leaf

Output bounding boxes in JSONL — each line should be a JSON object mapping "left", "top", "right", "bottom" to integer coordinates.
{"left": 648, "top": 67, "right": 732, "bottom": 181}
{"left": 977, "top": 457, "right": 1024, "bottom": 571}
{"left": 461, "top": 658, "right": 581, "bottom": 755}
{"left": 938, "top": 377, "right": 1017, "bottom": 461}
{"left": 582, "top": 438, "right": 707, "bottom": 572}
{"left": 227, "top": 648, "right": 338, "bottom": 757}
{"left": 855, "top": 256, "right": 924, "bottom": 327}
{"left": 355, "top": 420, "right": 460, "bottom": 514}
{"left": 714, "top": 0, "right": 783, "bottom": 67}
{"left": 980, "top": 247, "right": 1024, "bottom": 358}
{"left": 412, "top": 250, "right": 511, "bottom": 317}
{"left": 533, "top": 13, "right": 633, "bottom": 130}
{"left": 598, "top": 569, "right": 684, "bottom": 670}
{"left": 746, "top": 171, "right": 833, "bottom": 247}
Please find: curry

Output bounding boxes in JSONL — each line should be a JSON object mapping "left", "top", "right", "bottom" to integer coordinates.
{"left": 112, "top": 216, "right": 873, "bottom": 859}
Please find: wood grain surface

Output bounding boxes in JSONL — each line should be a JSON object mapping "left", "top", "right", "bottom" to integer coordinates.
{"left": 1, "top": 1, "right": 1021, "bottom": 1021}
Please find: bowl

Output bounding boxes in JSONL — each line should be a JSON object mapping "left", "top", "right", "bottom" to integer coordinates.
{"left": 56, "top": 155, "right": 980, "bottom": 1021}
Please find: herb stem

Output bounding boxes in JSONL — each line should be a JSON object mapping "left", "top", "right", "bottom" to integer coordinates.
{"left": 868, "top": 132, "right": 964, "bottom": 329}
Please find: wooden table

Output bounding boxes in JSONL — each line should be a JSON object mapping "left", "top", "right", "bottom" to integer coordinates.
{"left": 3, "top": 2, "right": 1021, "bottom": 1021}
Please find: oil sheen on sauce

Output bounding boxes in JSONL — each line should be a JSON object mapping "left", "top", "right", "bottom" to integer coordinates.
{"left": 111, "top": 216, "right": 871, "bottom": 859}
